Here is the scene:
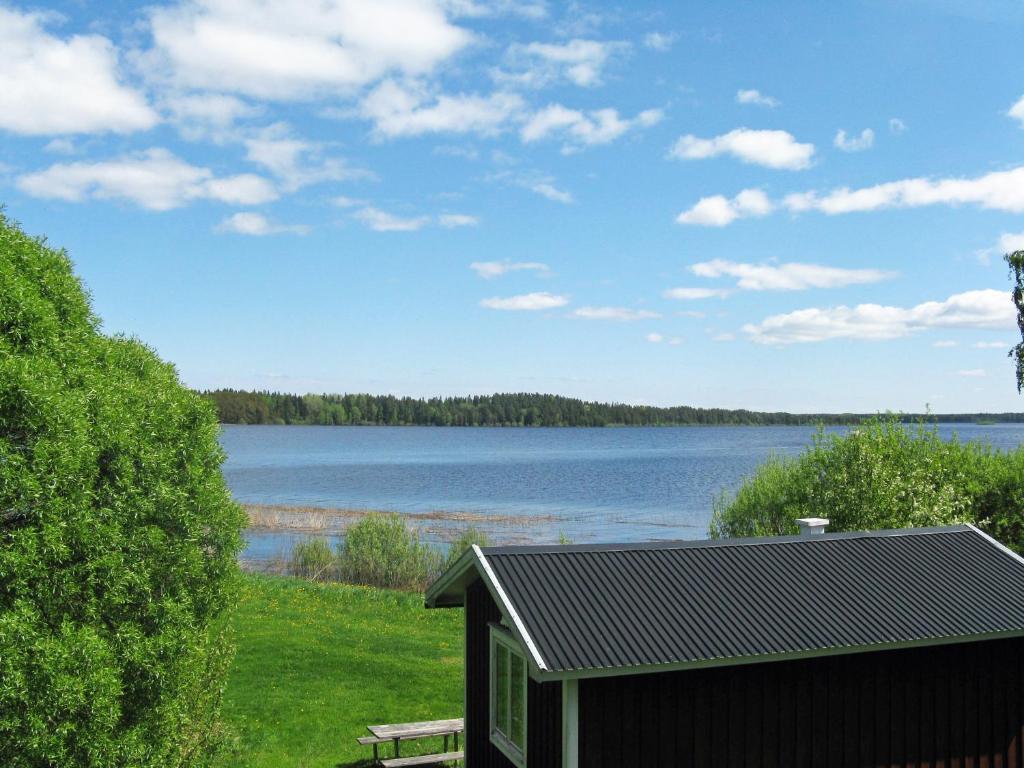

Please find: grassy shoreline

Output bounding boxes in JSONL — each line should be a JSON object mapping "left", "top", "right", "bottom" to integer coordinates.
{"left": 216, "top": 573, "right": 463, "bottom": 768}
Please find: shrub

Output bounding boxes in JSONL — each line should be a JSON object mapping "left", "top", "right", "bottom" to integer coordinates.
{"left": 0, "top": 214, "right": 246, "bottom": 766}
{"left": 337, "top": 514, "right": 443, "bottom": 590}
{"left": 709, "top": 416, "right": 1024, "bottom": 550}
{"left": 443, "top": 527, "right": 489, "bottom": 570}
{"left": 289, "top": 537, "right": 337, "bottom": 581}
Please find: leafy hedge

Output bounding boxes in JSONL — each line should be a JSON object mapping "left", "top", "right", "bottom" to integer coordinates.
{"left": 710, "top": 416, "right": 1024, "bottom": 550}
{"left": 0, "top": 214, "right": 246, "bottom": 766}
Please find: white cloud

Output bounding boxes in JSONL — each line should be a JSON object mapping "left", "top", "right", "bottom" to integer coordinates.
{"left": 643, "top": 32, "right": 678, "bottom": 52}
{"left": 440, "top": 0, "right": 547, "bottom": 19}
{"left": 975, "top": 341, "right": 1007, "bottom": 349}
{"left": 353, "top": 206, "right": 430, "bottom": 231}
{"left": 932, "top": 340, "right": 958, "bottom": 348}
{"left": 496, "top": 39, "right": 627, "bottom": 88}
{"left": 834, "top": 128, "right": 875, "bottom": 152}
{"left": 165, "top": 93, "right": 259, "bottom": 140}
{"left": 16, "top": 148, "right": 277, "bottom": 210}
{"left": 43, "top": 138, "right": 76, "bottom": 154}
{"left": 529, "top": 181, "right": 573, "bottom": 203}
{"left": 142, "top": 0, "right": 472, "bottom": 100}
{"left": 689, "top": 259, "right": 895, "bottom": 291}
{"left": 1009, "top": 96, "right": 1024, "bottom": 126}
{"left": 669, "top": 128, "right": 814, "bottom": 170}
{"left": 439, "top": 213, "right": 479, "bottom": 228}
{"left": 663, "top": 287, "right": 730, "bottom": 300}
{"left": 676, "top": 310, "right": 706, "bottom": 319}
{"left": 958, "top": 368, "right": 987, "bottom": 378}
{"left": 244, "top": 123, "right": 367, "bottom": 190}
{"left": 735, "top": 89, "right": 779, "bottom": 108}
{"left": 646, "top": 332, "right": 664, "bottom": 343}
{"left": 889, "top": 117, "right": 907, "bottom": 134}
{"left": 783, "top": 165, "right": 1024, "bottom": 216}
{"left": 0, "top": 7, "right": 157, "bottom": 135}
{"left": 572, "top": 307, "right": 661, "bottom": 321}
{"left": 999, "top": 232, "right": 1024, "bottom": 254}
{"left": 331, "top": 195, "right": 366, "bottom": 208}
{"left": 470, "top": 260, "right": 549, "bottom": 278}
{"left": 216, "top": 212, "right": 309, "bottom": 235}
{"left": 676, "top": 188, "right": 772, "bottom": 227}
{"left": 480, "top": 291, "right": 568, "bottom": 310}
{"left": 743, "top": 289, "right": 1015, "bottom": 345}
{"left": 711, "top": 332, "right": 736, "bottom": 342}
{"left": 360, "top": 79, "right": 525, "bottom": 138}
{"left": 521, "top": 104, "right": 662, "bottom": 150}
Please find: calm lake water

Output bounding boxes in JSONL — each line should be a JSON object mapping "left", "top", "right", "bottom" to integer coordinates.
{"left": 223, "top": 423, "right": 1024, "bottom": 561}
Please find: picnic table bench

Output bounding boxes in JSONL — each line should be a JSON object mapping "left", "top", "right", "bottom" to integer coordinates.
{"left": 357, "top": 718, "right": 463, "bottom": 766}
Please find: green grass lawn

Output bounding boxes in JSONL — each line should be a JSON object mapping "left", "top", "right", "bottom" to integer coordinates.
{"left": 216, "top": 574, "right": 464, "bottom": 768}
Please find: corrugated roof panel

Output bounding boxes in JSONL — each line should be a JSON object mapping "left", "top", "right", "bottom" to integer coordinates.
{"left": 478, "top": 526, "right": 1024, "bottom": 674}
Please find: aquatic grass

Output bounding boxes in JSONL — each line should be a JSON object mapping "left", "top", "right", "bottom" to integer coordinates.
{"left": 337, "top": 514, "right": 445, "bottom": 591}
{"left": 289, "top": 537, "right": 337, "bottom": 581}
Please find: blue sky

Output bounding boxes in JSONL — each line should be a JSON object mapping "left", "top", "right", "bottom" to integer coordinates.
{"left": 3, "top": 0, "right": 1024, "bottom": 412}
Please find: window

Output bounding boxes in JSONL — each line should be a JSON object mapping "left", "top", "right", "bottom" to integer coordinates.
{"left": 490, "top": 626, "right": 527, "bottom": 766}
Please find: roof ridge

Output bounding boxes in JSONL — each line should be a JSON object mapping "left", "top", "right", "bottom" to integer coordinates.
{"left": 482, "top": 524, "right": 974, "bottom": 556}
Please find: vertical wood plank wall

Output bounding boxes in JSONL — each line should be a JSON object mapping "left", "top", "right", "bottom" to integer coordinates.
{"left": 465, "top": 577, "right": 562, "bottom": 768}
{"left": 578, "top": 637, "right": 1024, "bottom": 768}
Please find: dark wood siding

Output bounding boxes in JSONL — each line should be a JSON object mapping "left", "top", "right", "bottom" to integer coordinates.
{"left": 578, "top": 637, "right": 1024, "bottom": 768}
{"left": 465, "top": 577, "right": 561, "bottom": 768}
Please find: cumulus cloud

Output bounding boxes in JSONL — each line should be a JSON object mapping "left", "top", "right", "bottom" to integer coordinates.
{"left": 646, "top": 332, "right": 663, "bottom": 343}
{"left": 1009, "top": 96, "right": 1024, "bottom": 126}
{"left": 0, "top": 6, "right": 157, "bottom": 135}
{"left": 360, "top": 79, "right": 525, "bottom": 138}
{"left": 669, "top": 128, "right": 814, "bottom": 170}
{"left": 735, "top": 89, "right": 779, "bottom": 108}
{"left": 141, "top": 0, "right": 472, "bottom": 100}
{"left": 958, "top": 368, "right": 987, "bottom": 378}
{"left": 689, "top": 259, "right": 895, "bottom": 291}
{"left": 439, "top": 213, "right": 479, "bottom": 228}
{"left": 164, "top": 92, "right": 259, "bottom": 140}
{"left": 352, "top": 206, "right": 431, "bottom": 231}
{"left": 216, "top": 212, "right": 309, "bottom": 235}
{"left": 685, "top": 165, "right": 1024, "bottom": 227}
{"left": 889, "top": 117, "right": 907, "bottom": 134}
{"left": 663, "top": 287, "right": 730, "bottom": 300}
{"left": 480, "top": 291, "right": 568, "bottom": 310}
{"left": 530, "top": 181, "right": 573, "bottom": 203}
{"left": 521, "top": 104, "right": 662, "bottom": 150}
{"left": 676, "top": 188, "right": 772, "bottom": 226}
{"left": 496, "top": 39, "right": 627, "bottom": 88}
{"left": 440, "top": 0, "right": 547, "bottom": 19}
{"left": 16, "top": 148, "right": 277, "bottom": 210}
{"left": 975, "top": 341, "right": 1007, "bottom": 349}
{"left": 470, "top": 260, "right": 549, "bottom": 278}
{"left": 784, "top": 165, "right": 1024, "bottom": 216}
{"left": 572, "top": 307, "right": 660, "bottom": 321}
{"left": 244, "top": 123, "right": 368, "bottom": 190}
{"left": 999, "top": 232, "right": 1024, "bottom": 254}
{"left": 643, "top": 32, "right": 678, "bottom": 52}
{"left": 932, "top": 340, "right": 958, "bottom": 348}
{"left": 743, "top": 289, "right": 1014, "bottom": 345}
{"left": 834, "top": 128, "right": 874, "bottom": 152}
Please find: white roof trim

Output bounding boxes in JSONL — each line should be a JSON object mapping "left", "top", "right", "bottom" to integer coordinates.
{"left": 966, "top": 523, "right": 1024, "bottom": 565}
{"left": 474, "top": 544, "right": 549, "bottom": 672}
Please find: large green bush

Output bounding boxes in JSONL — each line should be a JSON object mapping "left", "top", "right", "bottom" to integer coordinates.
{"left": 709, "top": 416, "right": 1024, "bottom": 550}
{"left": 0, "top": 214, "right": 246, "bottom": 766}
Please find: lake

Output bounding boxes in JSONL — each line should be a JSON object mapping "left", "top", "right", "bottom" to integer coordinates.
{"left": 223, "top": 423, "right": 1024, "bottom": 563}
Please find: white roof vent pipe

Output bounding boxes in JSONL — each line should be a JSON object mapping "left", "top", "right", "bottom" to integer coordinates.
{"left": 796, "top": 517, "right": 829, "bottom": 536}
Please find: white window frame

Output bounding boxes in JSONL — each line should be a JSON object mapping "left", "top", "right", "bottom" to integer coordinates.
{"left": 489, "top": 625, "right": 528, "bottom": 767}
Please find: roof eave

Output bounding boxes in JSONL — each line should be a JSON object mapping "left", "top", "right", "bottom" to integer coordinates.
{"left": 534, "top": 626, "right": 1024, "bottom": 682}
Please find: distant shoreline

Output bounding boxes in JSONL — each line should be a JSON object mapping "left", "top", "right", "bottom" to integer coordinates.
{"left": 203, "top": 388, "right": 1024, "bottom": 428}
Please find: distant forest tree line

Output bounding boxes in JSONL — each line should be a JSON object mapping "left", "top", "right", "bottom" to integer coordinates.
{"left": 201, "top": 389, "right": 1024, "bottom": 427}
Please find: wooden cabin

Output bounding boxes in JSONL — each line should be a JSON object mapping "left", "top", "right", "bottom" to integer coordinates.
{"left": 425, "top": 522, "right": 1024, "bottom": 767}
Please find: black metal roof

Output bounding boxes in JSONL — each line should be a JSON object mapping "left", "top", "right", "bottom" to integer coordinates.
{"left": 426, "top": 525, "right": 1024, "bottom": 677}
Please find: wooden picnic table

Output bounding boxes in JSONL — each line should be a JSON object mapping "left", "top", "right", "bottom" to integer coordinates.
{"left": 359, "top": 718, "right": 464, "bottom": 766}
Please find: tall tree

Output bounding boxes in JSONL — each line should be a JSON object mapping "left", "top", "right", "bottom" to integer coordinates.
{"left": 1008, "top": 250, "right": 1024, "bottom": 392}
